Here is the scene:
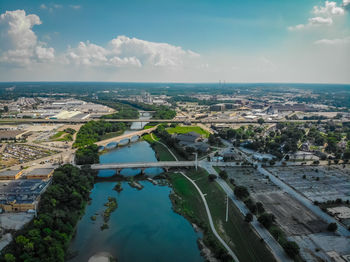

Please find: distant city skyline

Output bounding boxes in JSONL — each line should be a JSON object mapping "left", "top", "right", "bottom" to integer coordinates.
{"left": 0, "top": 0, "right": 349, "bottom": 83}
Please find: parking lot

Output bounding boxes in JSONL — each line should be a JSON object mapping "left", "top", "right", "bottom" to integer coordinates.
{"left": 266, "top": 166, "right": 350, "bottom": 202}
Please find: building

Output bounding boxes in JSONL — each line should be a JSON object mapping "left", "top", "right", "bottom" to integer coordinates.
{"left": 0, "top": 170, "right": 23, "bottom": 180}
{"left": 1, "top": 200, "right": 36, "bottom": 212}
{"left": 210, "top": 104, "right": 226, "bottom": 111}
{"left": 0, "top": 179, "right": 49, "bottom": 212}
{"left": 176, "top": 132, "right": 202, "bottom": 146}
{"left": 26, "top": 168, "right": 54, "bottom": 180}
{"left": 0, "top": 130, "right": 26, "bottom": 140}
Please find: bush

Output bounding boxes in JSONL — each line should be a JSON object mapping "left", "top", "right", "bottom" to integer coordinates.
{"left": 245, "top": 213, "right": 253, "bottom": 222}
{"left": 327, "top": 222, "right": 338, "bottom": 232}
{"left": 234, "top": 186, "right": 249, "bottom": 199}
{"left": 208, "top": 174, "right": 217, "bottom": 182}
{"left": 258, "top": 213, "right": 275, "bottom": 229}
{"left": 219, "top": 170, "right": 228, "bottom": 180}
{"left": 282, "top": 241, "right": 300, "bottom": 258}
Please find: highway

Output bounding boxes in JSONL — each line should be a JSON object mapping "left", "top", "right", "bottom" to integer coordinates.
{"left": 0, "top": 118, "right": 347, "bottom": 125}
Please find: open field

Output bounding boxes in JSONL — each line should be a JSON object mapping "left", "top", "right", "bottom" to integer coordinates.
{"left": 255, "top": 191, "right": 327, "bottom": 236}
{"left": 166, "top": 125, "right": 210, "bottom": 138}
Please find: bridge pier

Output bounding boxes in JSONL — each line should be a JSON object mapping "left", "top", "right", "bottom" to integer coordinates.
{"left": 115, "top": 168, "right": 122, "bottom": 175}
{"left": 140, "top": 168, "right": 146, "bottom": 175}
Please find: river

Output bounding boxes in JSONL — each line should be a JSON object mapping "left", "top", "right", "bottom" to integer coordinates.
{"left": 68, "top": 120, "right": 204, "bottom": 262}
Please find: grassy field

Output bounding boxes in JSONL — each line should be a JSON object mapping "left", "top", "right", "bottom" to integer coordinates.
{"left": 181, "top": 169, "right": 276, "bottom": 262}
{"left": 50, "top": 131, "right": 65, "bottom": 140}
{"left": 142, "top": 133, "right": 176, "bottom": 161}
{"left": 166, "top": 125, "right": 210, "bottom": 138}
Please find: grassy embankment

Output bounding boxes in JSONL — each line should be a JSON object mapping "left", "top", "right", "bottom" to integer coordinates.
{"left": 168, "top": 169, "right": 276, "bottom": 262}
{"left": 142, "top": 133, "right": 185, "bottom": 161}
{"left": 166, "top": 125, "right": 210, "bottom": 138}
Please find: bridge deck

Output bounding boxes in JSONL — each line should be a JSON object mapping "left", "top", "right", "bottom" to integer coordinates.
{"left": 91, "top": 161, "right": 195, "bottom": 169}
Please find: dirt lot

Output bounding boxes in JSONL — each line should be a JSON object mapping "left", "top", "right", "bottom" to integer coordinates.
{"left": 254, "top": 191, "right": 327, "bottom": 236}
{"left": 225, "top": 167, "right": 279, "bottom": 194}
{"left": 266, "top": 166, "right": 350, "bottom": 202}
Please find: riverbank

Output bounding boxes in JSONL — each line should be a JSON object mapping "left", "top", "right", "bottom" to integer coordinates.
{"left": 167, "top": 169, "right": 276, "bottom": 262}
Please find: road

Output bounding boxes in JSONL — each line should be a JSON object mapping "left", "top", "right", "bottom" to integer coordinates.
{"left": 0, "top": 118, "right": 347, "bottom": 125}
{"left": 199, "top": 161, "right": 292, "bottom": 262}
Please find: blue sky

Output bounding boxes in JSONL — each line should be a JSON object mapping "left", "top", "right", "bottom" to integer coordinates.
{"left": 0, "top": 0, "right": 349, "bottom": 83}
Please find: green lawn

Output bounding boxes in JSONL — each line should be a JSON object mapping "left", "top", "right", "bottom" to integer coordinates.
{"left": 142, "top": 133, "right": 175, "bottom": 161}
{"left": 184, "top": 169, "right": 276, "bottom": 262}
{"left": 50, "top": 131, "right": 65, "bottom": 140}
{"left": 166, "top": 125, "right": 210, "bottom": 138}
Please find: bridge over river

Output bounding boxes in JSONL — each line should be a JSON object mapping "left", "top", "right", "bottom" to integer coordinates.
{"left": 91, "top": 161, "right": 196, "bottom": 171}
{"left": 96, "top": 126, "right": 157, "bottom": 147}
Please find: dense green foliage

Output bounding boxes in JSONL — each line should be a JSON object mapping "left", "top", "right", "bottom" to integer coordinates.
{"left": 115, "top": 100, "right": 176, "bottom": 119}
{"left": 74, "top": 121, "right": 126, "bottom": 148}
{"left": 75, "top": 144, "right": 99, "bottom": 165}
{"left": 1, "top": 165, "right": 96, "bottom": 262}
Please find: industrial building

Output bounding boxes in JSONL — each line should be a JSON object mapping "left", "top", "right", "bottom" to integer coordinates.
{"left": 0, "top": 170, "right": 23, "bottom": 180}
{"left": 0, "top": 179, "right": 49, "bottom": 212}
{"left": 26, "top": 168, "right": 54, "bottom": 180}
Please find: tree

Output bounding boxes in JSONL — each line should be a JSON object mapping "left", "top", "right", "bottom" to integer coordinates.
{"left": 282, "top": 241, "right": 300, "bottom": 258}
{"left": 256, "top": 202, "right": 265, "bottom": 214}
{"left": 245, "top": 213, "right": 253, "bottom": 222}
{"left": 234, "top": 186, "right": 249, "bottom": 199}
{"left": 257, "top": 118, "right": 265, "bottom": 125}
{"left": 219, "top": 170, "right": 228, "bottom": 180}
{"left": 258, "top": 213, "right": 275, "bottom": 229}
{"left": 4, "top": 254, "right": 15, "bottom": 262}
{"left": 4, "top": 105, "right": 9, "bottom": 112}
{"left": 327, "top": 222, "right": 338, "bottom": 232}
{"left": 208, "top": 174, "right": 217, "bottom": 182}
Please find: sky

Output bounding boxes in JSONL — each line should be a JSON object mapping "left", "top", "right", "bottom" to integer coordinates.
{"left": 0, "top": 0, "right": 349, "bottom": 83}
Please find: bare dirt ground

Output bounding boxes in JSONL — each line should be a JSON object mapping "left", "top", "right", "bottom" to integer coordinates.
{"left": 254, "top": 191, "right": 327, "bottom": 236}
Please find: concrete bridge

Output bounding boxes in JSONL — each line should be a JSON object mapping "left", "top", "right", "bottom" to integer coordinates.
{"left": 91, "top": 161, "right": 197, "bottom": 174}
{"left": 96, "top": 126, "right": 157, "bottom": 147}
{"left": 138, "top": 110, "right": 156, "bottom": 116}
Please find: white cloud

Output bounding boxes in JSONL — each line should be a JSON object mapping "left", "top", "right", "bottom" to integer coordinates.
{"left": 0, "top": 10, "right": 55, "bottom": 65}
{"left": 40, "top": 4, "right": 47, "bottom": 10}
{"left": 288, "top": 1, "right": 345, "bottom": 31}
{"left": 313, "top": 1, "right": 344, "bottom": 15}
{"left": 66, "top": 35, "right": 199, "bottom": 68}
{"left": 69, "top": 5, "right": 81, "bottom": 10}
{"left": 343, "top": 0, "right": 350, "bottom": 7}
{"left": 314, "top": 36, "right": 350, "bottom": 45}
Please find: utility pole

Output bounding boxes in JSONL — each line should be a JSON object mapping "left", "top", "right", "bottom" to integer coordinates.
{"left": 193, "top": 152, "right": 198, "bottom": 171}
{"left": 225, "top": 194, "right": 229, "bottom": 222}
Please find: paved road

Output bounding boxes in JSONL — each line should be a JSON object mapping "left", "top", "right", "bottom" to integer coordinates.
{"left": 179, "top": 171, "right": 239, "bottom": 262}
{"left": 0, "top": 118, "right": 347, "bottom": 125}
{"left": 199, "top": 161, "right": 292, "bottom": 262}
